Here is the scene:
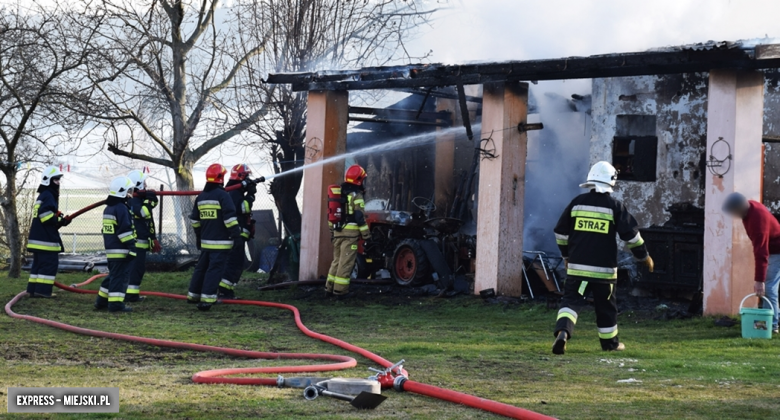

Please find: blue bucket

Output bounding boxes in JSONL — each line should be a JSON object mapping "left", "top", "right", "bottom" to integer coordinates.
{"left": 739, "top": 294, "right": 774, "bottom": 339}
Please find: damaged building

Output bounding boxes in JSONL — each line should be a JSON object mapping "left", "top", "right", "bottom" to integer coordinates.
{"left": 268, "top": 39, "right": 780, "bottom": 316}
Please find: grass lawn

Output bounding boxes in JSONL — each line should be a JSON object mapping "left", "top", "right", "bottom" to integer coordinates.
{"left": 2, "top": 272, "right": 780, "bottom": 419}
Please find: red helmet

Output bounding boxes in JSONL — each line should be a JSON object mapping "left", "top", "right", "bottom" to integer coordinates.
{"left": 345, "top": 164, "right": 367, "bottom": 186}
{"left": 206, "top": 164, "right": 227, "bottom": 184}
{"left": 230, "top": 163, "right": 252, "bottom": 181}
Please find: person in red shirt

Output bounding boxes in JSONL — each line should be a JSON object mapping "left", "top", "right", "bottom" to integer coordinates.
{"left": 723, "top": 192, "right": 780, "bottom": 334}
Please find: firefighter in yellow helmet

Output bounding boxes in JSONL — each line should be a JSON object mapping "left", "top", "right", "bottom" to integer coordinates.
{"left": 326, "top": 164, "right": 371, "bottom": 296}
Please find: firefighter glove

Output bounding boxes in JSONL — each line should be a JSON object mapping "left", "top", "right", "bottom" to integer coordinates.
{"left": 58, "top": 216, "right": 72, "bottom": 228}
{"left": 242, "top": 180, "right": 258, "bottom": 194}
{"left": 145, "top": 190, "right": 159, "bottom": 205}
{"left": 151, "top": 239, "right": 162, "bottom": 253}
{"left": 643, "top": 255, "right": 654, "bottom": 273}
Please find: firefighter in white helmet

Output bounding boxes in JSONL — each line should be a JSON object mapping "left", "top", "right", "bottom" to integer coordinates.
{"left": 125, "top": 170, "right": 161, "bottom": 302}
{"left": 95, "top": 176, "right": 137, "bottom": 313}
{"left": 552, "top": 161, "right": 653, "bottom": 354}
{"left": 26, "top": 166, "right": 69, "bottom": 298}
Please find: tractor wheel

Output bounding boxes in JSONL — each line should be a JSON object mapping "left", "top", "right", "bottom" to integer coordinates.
{"left": 352, "top": 253, "right": 374, "bottom": 280}
{"left": 392, "top": 239, "right": 430, "bottom": 286}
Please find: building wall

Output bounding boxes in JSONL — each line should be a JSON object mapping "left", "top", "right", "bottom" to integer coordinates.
{"left": 591, "top": 74, "right": 709, "bottom": 227}
{"left": 762, "top": 71, "right": 780, "bottom": 211}
{"left": 593, "top": 71, "right": 780, "bottom": 224}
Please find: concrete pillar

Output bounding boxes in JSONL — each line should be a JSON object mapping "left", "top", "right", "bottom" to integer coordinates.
{"left": 475, "top": 82, "right": 529, "bottom": 296}
{"left": 703, "top": 70, "right": 764, "bottom": 315}
{"left": 299, "top": 90, "right": 349, "bottom": 281}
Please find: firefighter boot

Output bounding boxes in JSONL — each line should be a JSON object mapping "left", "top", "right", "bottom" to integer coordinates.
{"left": 605, "top": 343, "right": 626, "bottom": 352}
{"left": 552, "top": 331, "right": 568, "bottom": 355}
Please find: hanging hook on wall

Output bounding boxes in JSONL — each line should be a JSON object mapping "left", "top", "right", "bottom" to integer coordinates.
{"left": 707, "top": 137, "right": 732, "bottom": 178}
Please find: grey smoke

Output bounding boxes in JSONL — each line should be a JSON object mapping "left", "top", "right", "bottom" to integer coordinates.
{"left": 523, "top": 85, "right": 592, "bottom": 254}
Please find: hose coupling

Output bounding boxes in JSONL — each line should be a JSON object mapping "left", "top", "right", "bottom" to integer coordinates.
{"left": 276, "top": 375, "right": 285, "bottom": 388}
{"left": 393, "top": 375, "right": 407, "bottom": 392}
{"left": 303, "top": 385, "right": 320, "bottom": 401}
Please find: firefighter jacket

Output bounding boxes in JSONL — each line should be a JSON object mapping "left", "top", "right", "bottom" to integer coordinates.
{"left": 129, "top": 191, "right": 158, "bottom": 250}
{"left": 554, "top": 190, "right": 649, "bottom": 283}
{"left": 28, "top": 187, "right": 64, "bottom": 253}
{"left": 226, "top": 180, "right": 254, "bottom": 239}
{"left": 333, "top": 182, "right": 370, "bottom": 240}
{"left": 103, "top": 196, "right": 137, "bottom": 260}
{"left": 189, "top": 183, "right": 241, "bottom": 251}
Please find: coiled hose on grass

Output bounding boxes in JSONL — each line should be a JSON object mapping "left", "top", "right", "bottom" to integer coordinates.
{"left": 5, "top": 274, "right": 555, "bottom": 420}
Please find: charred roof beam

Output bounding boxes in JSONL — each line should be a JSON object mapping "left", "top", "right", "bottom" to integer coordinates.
{"left": 268, "top": 46, "right": 780, "bottom": 92}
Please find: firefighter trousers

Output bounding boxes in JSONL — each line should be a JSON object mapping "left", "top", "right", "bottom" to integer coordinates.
{"left": 95, "top": 259, "right": 133, "bottom": 311}
{"left": 219, "top": 240, "right": 246, "bottom": 297}
{"left": 188, "top": 250, "right": 229, "bottom": 305}
{"left": 555, "top": 275, "right": 620, "bottom": 350}
{"left": 27, "top": 251, "right": 59, "bottom": 297}
{"left": 126, "top": 247, "right": 147, "bottom": 302}
{"left": 326, "top": 236, "right": 358, "bottom": 294}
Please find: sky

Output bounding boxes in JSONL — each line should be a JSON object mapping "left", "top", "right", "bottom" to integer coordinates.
{"left": 408, "top": 0, "right": 780, "bottom": 64}
{"left": 16, "top": 0, "right": 780, "bottom": 187}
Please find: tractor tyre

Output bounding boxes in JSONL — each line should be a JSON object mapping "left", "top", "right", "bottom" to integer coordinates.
{"left": 392, "top": 239, "right": 430, "bottom": 286}
{"left": 352, "top": 253, "right": 374, "bottom": 280}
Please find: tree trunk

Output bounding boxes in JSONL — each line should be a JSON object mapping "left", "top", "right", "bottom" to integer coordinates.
{"left": 1, "top": 167, "right": 23, "bottom": 278}
{"left": 270, "top": 130, "right": 304, "bottom": 237}
{"left": 173, "top": 158, "right": 196, "bottom": 247}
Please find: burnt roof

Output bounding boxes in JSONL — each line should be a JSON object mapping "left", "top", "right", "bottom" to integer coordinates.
{"left": 267, "top": 41, "right": 780, "bottom": 91}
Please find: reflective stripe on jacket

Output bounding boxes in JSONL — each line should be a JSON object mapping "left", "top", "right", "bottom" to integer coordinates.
{"left": 554, "top": 190, "right": 648, "bottom": 282}
{"left": 129, "top": 193, "right": 157, "bottom": 246}
{"left": 103, "top": 198, "right": 137, "bottom": 260}
{"left": 28, "top": 189, "right": 63, "bottom": 253}
{"left": 190, "top": 185, "right": 240, "bottom": 250}
{"left": 333, "top": 184, "right": 368, "bottom": 239}
{"left": 226, "top": 180, "right": 254, "bottom": 239}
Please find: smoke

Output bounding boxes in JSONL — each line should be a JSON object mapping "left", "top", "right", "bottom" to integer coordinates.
{"left": 523, "top": 82, "right": 592, "bottom": 254}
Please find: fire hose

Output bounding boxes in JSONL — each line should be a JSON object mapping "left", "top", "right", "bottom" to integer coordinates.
{"left": 63, "top": 177, "right": 266, "bottom": 221}
{"left": 12, "top": 177, "right": 554, "bottom": 419}
{"left": 5, "top": 274, "right": 555, "bottom": 420}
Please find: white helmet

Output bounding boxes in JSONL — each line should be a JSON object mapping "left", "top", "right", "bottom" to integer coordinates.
{"left": 40, "top": 165, "right": 64, "bottom": 186}
{"left": 109, "top": 176, "right": 134, "bottom": 198}
{"left": 579, "top": 161, "right": 618, "bottom": 193}
{"left": 127, "top": 170, "right": 147, "bottom": 190}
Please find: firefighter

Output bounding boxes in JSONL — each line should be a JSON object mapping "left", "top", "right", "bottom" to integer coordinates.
{"left": 552, "top": 161, "right": 653, "bottom": 354}
{"left": 26, "top": 166, "right": 70, "bottom": 298}
{"left": 219, "top": 164, "right": 258, "bottom": 299}
{"left": 125, "top": 170, "right": 161, "bottom": 302}
{"left": 326, "top": 164, "right": 371, "bottom": 296}
{"left": 95, "top": 176, "right": 137, "bottom": 313}
{"left": 187, "top": 164, "right": 242, "bottom": 311}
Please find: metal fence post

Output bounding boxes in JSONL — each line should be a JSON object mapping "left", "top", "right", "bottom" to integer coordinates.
{"left": 158, "top": 184, "right": 164, "bottom": 235}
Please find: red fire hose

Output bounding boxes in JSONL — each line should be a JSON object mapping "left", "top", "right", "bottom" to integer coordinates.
{"left": 63, "top": 177, "right": 264, "bottom": 221}
{"left": 6, "top": 274, "right": 555, "bottom": 420}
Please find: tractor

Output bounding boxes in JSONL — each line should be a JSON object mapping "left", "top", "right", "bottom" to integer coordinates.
{"left": 355, "top": 197, "right": 476, "bottom": 288}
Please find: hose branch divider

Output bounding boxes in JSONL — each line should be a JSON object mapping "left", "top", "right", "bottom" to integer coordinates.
{"left": 6, "top": 266, "right": 554, "bottom": 419}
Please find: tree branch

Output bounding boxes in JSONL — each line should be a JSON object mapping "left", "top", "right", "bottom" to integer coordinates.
{"left": 107, "top": 142, "right": 174, "bottom": 168}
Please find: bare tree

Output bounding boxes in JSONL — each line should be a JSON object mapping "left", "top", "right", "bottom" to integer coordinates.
{"left": 237, "top": 0, "right": 440, "bottom": 237}
{"left": 84, "top": 0, "right": 272, "bottom": 194}
{"left": 0, "top": 1, "right": 102, "bottom": 277}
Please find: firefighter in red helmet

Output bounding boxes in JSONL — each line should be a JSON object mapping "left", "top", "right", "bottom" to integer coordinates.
{"left": 187, "top": 164, "right": 241, "bottom": 311}
{"left": 326, "top": 164, "right": 371, "bottom": 296}
{"left": 219, "top": 164, "right": 258, "bottom": 299}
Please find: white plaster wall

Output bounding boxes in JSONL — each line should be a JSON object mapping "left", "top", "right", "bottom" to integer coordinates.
{"left": 591, "top": 74, "right": 709, "bottom": 227}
